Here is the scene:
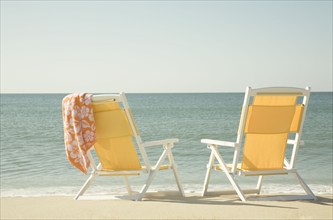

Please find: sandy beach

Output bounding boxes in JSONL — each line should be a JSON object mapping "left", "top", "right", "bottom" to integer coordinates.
{"left": 1, "top": 192, "right": 332, "bottom": 220}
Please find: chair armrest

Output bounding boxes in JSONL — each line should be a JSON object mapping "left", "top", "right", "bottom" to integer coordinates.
{"left": 201, "top": 139, "right": 240, "bottom": 148}
{"left": 287, "top": 139, "right": 305, "bottom": 145}
{"left": 143, "top": 138, "right": 179, "bottom": 147}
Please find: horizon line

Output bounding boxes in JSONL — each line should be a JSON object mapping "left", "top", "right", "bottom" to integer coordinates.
{"left": 1, "top": 91, "right": 332, "bottom": 95}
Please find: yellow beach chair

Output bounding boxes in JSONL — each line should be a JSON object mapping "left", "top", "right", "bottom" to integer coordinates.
{"left": 74, "top": 93, "right": 184, "bottom": 201}
{"left": 201, "top": 87, "right": 316, "bottom": 201}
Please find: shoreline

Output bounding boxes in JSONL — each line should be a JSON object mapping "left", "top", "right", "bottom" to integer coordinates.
{"left": 1, "top": 192, "right": 332, "bottom": 219}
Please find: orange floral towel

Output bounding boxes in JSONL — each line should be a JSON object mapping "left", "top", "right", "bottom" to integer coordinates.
{"left": 62, "top": 93, "right": 96, "bottom": 174}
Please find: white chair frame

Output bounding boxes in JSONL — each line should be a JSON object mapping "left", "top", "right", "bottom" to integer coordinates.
{"left": 74, "top": 93, "right": 184, "bottom": 201}
{"left": 201, "top": 87, "right": 317, "bottom": 201}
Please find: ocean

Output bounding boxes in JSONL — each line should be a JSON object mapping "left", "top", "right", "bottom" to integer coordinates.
{"left": 1, "top": 93, "right": 332, "bottom": 197}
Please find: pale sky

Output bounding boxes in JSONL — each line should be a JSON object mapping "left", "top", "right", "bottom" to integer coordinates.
{"left": 1, "top": 1, "right": 332, "bottom": 93}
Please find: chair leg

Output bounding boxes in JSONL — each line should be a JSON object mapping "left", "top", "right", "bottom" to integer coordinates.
{"left": 166, "top": 148, "right": 185, "bottom": 197}
{"left": 171, "top": 166, "right": 185, "bottom": 197}
{"left": 137, "top": 170, "right": 158, "bottom": 201}
{"left": 136, "top": 149, "right": 168, "bottom": 201}
{"left": 74, "top": 173, "right": 96, "bottom": 200}
{"left": 202, "top": 151, "right": 215, "bottom": 196}
{"left": 292, "top": 172, "right": 317, "bottom": 200}
{"left": 224, "top": 172, "right": 247, "bottom": 201}
{"left": 123, "top": 176, "right": 133, "bottom": 195}
{"left": 256, "top": 175, "right": 264, "bottom": 195}
{"left": 211, "top": 147, "right": 247, "bottom": 201}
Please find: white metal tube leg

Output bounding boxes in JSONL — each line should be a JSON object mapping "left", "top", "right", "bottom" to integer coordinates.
{"left": 202, "top": 150, "right": 215, "bottom": 196}
{"left": 166, "top": 147, "right": 185, "bottom": 197}
{"left": 137, "top": 171, "right": 156, "bottom": 201}
{"left": 123, "top": 176, "right": 133, "bottom": 195}
{"left": 293, "top": 172, "right": 317, "bottom": 200}
{"left": 211, "top": 147, "right": 247, "bottom": 201}
{"left": 74, "top": 173, "right": 96, "bottom": 200}
{"left": 171, "top": 165, "right": 185, "bottom": 197}
{"left": 136, "top": 149, "right": 168, "bottom": 201}
{"left": 256, "top": 176, "right": 264, "bottom": 195}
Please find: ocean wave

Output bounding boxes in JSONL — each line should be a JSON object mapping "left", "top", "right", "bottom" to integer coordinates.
{"left": 1, "top": 183, "right": 332, "bottom": 197}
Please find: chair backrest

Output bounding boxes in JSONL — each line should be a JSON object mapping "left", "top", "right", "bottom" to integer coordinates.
{"left": 235, "top": 87, "right": 310, "bottom": 171}
{"left": 92, "top": 93, "right": 150, "bottom": 171}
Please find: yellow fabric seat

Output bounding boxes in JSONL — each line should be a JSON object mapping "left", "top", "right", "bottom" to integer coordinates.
{"left": 241, "top": 96, "right": 304, "bottom": 171}
{"left": 93, "top": 101, "right": 142, "bottom": 171}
